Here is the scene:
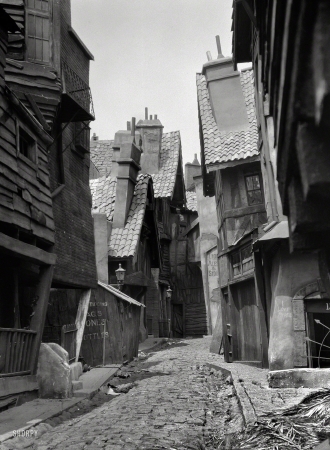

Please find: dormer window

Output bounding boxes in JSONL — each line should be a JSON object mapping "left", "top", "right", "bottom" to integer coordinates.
{"left": 26, "top": 0, "right": 50, "bottom": 64}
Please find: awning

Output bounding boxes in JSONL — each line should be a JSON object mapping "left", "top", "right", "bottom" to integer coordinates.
{"left": 253, "top": 221, "right": 289, "bottom": 249}
{"left": 98, "top": 281, "right": 145, "bottom": 307}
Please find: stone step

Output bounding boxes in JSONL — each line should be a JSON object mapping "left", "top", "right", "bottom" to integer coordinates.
{"left": 72, "top": 380, "right": 83, "bottom": 392}
{"left": 73, "top": 388, "right": 98, "bottom": 399}
{"left": 70, "top": 362, "right": 83, "bottom": 381}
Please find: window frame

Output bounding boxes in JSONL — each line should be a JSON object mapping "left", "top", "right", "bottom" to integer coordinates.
{"left": 244, "top": 172, "right": 264, "bottom": 206}
{"left": 231, "top": 244, "right": 254, "bottom": 279}
{"left": 25, "top": 0, "right": 52, "bottom": 65}
{"left": 16, "top": 121, "right": 38, "bottom": 168}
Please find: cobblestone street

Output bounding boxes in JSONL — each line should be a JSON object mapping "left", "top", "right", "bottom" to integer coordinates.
{"left": 1, "top": 338, "right": 243, "bottom": 450}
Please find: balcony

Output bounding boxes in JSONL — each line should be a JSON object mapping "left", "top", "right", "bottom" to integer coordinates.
{"left": 60, "top": 60, "right": 95, "bottom": 123}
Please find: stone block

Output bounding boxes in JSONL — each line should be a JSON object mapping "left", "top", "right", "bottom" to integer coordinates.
{"left": 72, "top": 380, "right": 83, "bottom": 391}
{"left": 70, "top": 362, "right": 83, "bottom": 381}
{"left": 268, "top": 368, "right": 330, "bottom": 388}
{"left": 37, "top": 343, "right": 72, "bottom": 399}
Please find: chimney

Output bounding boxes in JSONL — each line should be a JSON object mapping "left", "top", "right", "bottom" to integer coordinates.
{"left": 112, "top": 118, "right": 142, "bottom": 228}
{"left": 185, "top": 154, "right": 201, "bottom": 190}
{"left": 202, "top": 35, "right": 249, "bottom": 133}
{"left": 136, "top": 108, "right": 164, "bottom": 174}
{"left": 92, "top": 213, "right": 112, "bottom": 283}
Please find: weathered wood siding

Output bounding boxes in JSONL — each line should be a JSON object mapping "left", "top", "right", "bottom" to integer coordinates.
{"left": 169, "top": 212, "right": 208, "bottom": 337}
{"left": 81, "top": 286, "right": 140, "bottom": 366}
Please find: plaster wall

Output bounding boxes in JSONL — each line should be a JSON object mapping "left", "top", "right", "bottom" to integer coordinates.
{"left": 195, "top": 178, "right": 219, "bottom": 333}
{"left": 268, "top": 243, "right": 319, "bottom": 370}
{"left": 93, "top": 213, "right": 110, "bottom": 284}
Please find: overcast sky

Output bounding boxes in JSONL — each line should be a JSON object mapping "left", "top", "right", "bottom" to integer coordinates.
{"left": 71, "top": 0, "right": 233, "bottom": 165}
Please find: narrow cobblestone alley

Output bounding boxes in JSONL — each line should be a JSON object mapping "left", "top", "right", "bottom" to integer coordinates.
{"left": 1, "top": 338, "right": 243, "bottom": 450}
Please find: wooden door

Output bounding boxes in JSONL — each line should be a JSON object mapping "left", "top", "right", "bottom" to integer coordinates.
{"left": 231, "top": 279, "right": 262, "bottom": 362}
{"left": 172, "top": 304, "right": 184, "bottom": 338}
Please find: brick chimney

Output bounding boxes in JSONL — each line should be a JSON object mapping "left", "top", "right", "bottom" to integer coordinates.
{"left": 185, "top": 154, "right": 201, "bottom": 190}
{"left": 202, "top": 36, "right": 249, "bottom": 133}
{"left": 136, "top": 107, "right": 163, "bottom": 174}
{"left": 111, "top": 120, "right": 141, "bottom": 178}
{"left": 112, "top": 118, "right": 142, "bottom": 228}
{"left": 92, "top": 213, "right": 112, "bottom": 283}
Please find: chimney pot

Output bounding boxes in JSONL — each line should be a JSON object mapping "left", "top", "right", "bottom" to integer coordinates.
{"left": 131, "top": 117, "right": 136, "bottom": 136}
{"left": 145, "top": 107, "right": 148, "bottom": 120}
{"left": 149, "top": 115, "right": 152, "bottom": 120}
{"left": 127, "top": 121, "right": 131, "bottom": 131}
{"left": 216, "top": 35, "right": 224, "bottom": 59}
{"left": 154, "top": 114, "right": 158, "bottom": 119}
{"left": 206, "top": 51, "right": 212, "bottom": 61}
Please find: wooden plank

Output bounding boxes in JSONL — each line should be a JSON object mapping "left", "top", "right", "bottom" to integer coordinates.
{"left": 30, "top": 265, "right": 54, "bottom": 373}
{"left": 25, "top": 93, "right": 51, "bottom": 132}
{"left": 12, "top": 194, "right": 31, "bottom": 218}
{"left": 0, "top": 232, "right": 56, "bottom": 265}
{"left": 31, "top": 220, "right": 55, "bottom": 242}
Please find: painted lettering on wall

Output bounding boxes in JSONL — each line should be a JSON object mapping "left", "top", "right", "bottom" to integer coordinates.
{"left": 83, "top": 332, "right": 109, "bottom": 340}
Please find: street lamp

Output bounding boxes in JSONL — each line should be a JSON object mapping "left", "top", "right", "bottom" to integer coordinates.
{"left": 166, "top": 286, "right": 172, "bottom": 300}
{"left": 115, "top": 264, "right": 126, "bottom": 290}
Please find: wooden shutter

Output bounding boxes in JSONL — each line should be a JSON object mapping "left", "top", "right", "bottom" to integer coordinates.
{"left": 26, "top": 0, "right": 50, "bottom": 64}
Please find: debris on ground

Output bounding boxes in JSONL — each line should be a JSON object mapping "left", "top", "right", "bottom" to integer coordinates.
{"left": 234, "top": 388, "right": 330, "bottom": 449}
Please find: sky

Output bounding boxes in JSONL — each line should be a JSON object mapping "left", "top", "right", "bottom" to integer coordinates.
{"left": 71, "top": 0, "right": 233, "bottom": 165}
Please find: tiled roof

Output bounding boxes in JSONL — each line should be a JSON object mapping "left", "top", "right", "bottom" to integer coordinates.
{"left": 109, "top": 174, "right": 151, "bottom": 258}
{"left": 196, "top": 69, "right": 258, "bottom": 167}
{"left": 152, "top": 131, "right": 181, "bottom": 198}
{"left": 90, "top": 140, "right": 114, "bottom": 176}
{"left": 186, "top": 190, "right": 197, "bottom": 212}
{"left": 90, "top": 175, "right": 117, "bottom": 221}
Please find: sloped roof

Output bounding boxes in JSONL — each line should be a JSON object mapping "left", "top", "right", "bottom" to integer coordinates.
{"left": 90, "top": 175, "right": 117, "bottom": 221}
{"left": 186, "top": 190, "right": 197, "bottom": 212}
{"left": 90, "top": 173, "right": 152, "bottom": 258}
{"left": 110, "top": 174, "right": 152, "bottom": 258}
{"left": 90, "top": 140, "right": 114, "bottom": 177}
{"left": 196, "top": 69, "right": 258, "bottom": 168}
{"left": 152, "top": 131, "right": 181, "bottom": 198}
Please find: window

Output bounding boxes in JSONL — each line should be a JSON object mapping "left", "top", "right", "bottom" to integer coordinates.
{"left": 245, "top": 173, "right": 263, "bottom": 205}
{"left": 74, "top": 122, "right": 90, "bottom": 154}
{"left": 26, "top": 0, "right": 50, "bottom": 63}
{"left": 231, "top": 244, "right": 254, "bottom": 278}
{"left": 18, "top": 127, "right": 37, "bottom": 163}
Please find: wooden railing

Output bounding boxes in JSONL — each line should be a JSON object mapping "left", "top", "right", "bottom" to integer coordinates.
{"left": 0, "top": 328, "right": 37, "bottom": 377}
{"left": 61, "top": 324, "right": 77, "bottom": 363}
{"left": 62, "top": 60, "right": 95, "bottom": 118}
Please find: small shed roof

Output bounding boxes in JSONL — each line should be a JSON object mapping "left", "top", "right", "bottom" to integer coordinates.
{"left": 98, "top": 281, "right": 145, "bottom": 307}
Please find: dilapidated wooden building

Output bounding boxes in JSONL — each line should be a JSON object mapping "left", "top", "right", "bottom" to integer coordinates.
{"left": 90, "top": 113, "right": 208, "bottom": 339}
{"left": 231, "top": 0, "right": 330, "bottom": 372}
{"left": 0, "top": 5, "right": 56, "bottom": 405}
{"left": 197, "top": 46, "right": 268, "bottom": 366}
{"left": 0, "top": 0, "right": 97, "bottom": 403}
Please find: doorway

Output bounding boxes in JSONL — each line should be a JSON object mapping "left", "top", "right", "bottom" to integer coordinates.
{"left": 172, "top": 304, "right": 184, "bottom": 338}
{"left": 306, "top": 306, "right": 330, "bottom": 368}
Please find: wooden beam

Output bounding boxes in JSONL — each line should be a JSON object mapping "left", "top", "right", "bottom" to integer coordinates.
{"left": 25, "top": 93, "right": 51, "bottom": 132}
{"left": 223, "top": 203, "right": 265, "bottom": 219}
{"left": 30, "top": 265, "right": 54, "bottom": 373}
{"left": 236, "top": 0, "right": 257, "bottom": 28}
{"left": 75, "top": 289, "right": 91, "bottom": 362}
{"left": 0, "top": 232, "right": 56, "bottom": 266}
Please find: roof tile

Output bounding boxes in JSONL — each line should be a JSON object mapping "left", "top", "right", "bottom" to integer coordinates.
{"left": 196, "top": 69, "right": 259, "bottom": 167}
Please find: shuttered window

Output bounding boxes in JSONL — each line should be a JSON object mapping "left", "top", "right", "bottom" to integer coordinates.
{"left": 26, "top": 0, "right": 50, "bottom": 63}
